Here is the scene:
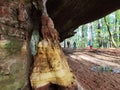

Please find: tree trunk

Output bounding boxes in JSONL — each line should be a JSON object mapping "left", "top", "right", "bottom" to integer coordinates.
{"left": 104, "top": 17, "right": 117, "bottom": 48}
{"left": 81, "top": 26, "right": 85, "bottom": 48}
{"left": 114, "top": 11, "right": 120, "bottom": 47}
{"left": 97, "top": 20, "right": 102, "bottom": 48}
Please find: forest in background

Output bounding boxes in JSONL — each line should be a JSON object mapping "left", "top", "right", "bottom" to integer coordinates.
{"left": 62, "top": 9, "right": 120, "bottom": 49}
{"left": 1, "top": 9, "right": 120, "bottom": 50}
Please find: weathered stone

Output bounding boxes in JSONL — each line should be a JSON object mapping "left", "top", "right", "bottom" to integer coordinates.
{"left": 46, "top": 0, "right": 120, "bottom": 40}
{"left": 1, "top": 0, "right": 120, "bottom": 40}
{"left": 0, "top": 49, "right": 28, "bottom": 90}
{"left": 0, "top": 0, "right": 120, "bottom": 90}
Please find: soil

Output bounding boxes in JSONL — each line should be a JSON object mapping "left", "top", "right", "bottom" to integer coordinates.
{"left": 64, "top": 48, "right": 120, "bottom": 90}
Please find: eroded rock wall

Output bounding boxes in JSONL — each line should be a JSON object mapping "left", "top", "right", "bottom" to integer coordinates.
{"left": 0, "top": 1, "right": 31, "bottom": 90}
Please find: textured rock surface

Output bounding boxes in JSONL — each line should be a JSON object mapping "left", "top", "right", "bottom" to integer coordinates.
{"left": 0, "top": 45, "right": 28, "bottom": 90}
{"left": 46, "top": 0, "right": 120, "bottom": 40}
{"left": 0, "top": 0, "right": 120, "bottom": 40}
{"left": 30, "top": 15, "right": 77, "bottom": 89}
{"left": 0, "top": 1, "right": 29, "bottom": 89}
{"left": 0, "top": 0, "right": 120, "bottom": 90}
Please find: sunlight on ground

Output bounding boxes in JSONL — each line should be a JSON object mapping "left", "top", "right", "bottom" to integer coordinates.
{"left": 69, "top": 54, "right": 120, "bottom": 68}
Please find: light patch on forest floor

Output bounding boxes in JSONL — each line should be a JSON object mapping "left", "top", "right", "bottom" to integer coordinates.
{"left": 69, "top": 54, "right": 120, "bottom": 68}
{"left": 65, "top": 48, "right": 120, "bottom": 90}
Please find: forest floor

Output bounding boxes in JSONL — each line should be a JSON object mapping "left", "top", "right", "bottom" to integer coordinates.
{"left": 63, "top": 48, "right": 120, "bottom": 90}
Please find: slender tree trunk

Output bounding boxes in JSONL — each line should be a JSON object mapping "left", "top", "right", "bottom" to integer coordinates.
{"left": 115, "top": 11, "right": 120, "bottom": 47}
{"left": 64, "top": 39, "right": 66, "bottom": 48}
{"left": 97, "top": 20, "right": 102, "bottom": 48}
{"left": 81, "top": 26, "right": 85, "bottom": 48}
{"left": 104, "top": 17, "right": 117, "bottom": 48}
{"left": 113, "top": 13, "right": 119, "bottom": 46}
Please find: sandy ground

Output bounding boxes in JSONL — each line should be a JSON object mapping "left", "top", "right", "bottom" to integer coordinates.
{"left": 64, "top": 48, "right": 120, "bottom": 90}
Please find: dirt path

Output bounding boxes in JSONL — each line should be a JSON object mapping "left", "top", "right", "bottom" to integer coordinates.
{"left": 64, "top": 48, "right": 120, "bottom": 90}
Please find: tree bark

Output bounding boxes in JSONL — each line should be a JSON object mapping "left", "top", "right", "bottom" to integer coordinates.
{"left": 97, "top": 20, "right": 102, "bottom": 48}
{"left": 104, "top": 17, "right": 117, "bottom": 48}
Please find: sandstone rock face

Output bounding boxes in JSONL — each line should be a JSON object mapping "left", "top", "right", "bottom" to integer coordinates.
{"left": 46, "top": 0, "right": 120, "bottom": 40}
{"left": 1, "top": 0, "right": 120, "bottom": 41}
{"left": 30, "top": 15, "right": 77, "bottom": 90}
{"left": 0, "top": 1, "right": 29, "bottom": 90}
{"left": 0, "top": 44, "right": 28, "bottom": 90}
{"left": 0, "top": 0, "right": 120, "bottom": 90}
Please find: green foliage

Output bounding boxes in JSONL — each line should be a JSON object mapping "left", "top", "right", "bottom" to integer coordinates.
{"left": 115, "top": 10, "right": 120, "bottom": 20}
{"left": 96, "top": 29, "right": 101, "bottom": 33}
{"left": 5, "top": 38, "right": 21, "bottom": 55}
{"left": 63, "top": 9, "right": 120, "bottom": 48}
